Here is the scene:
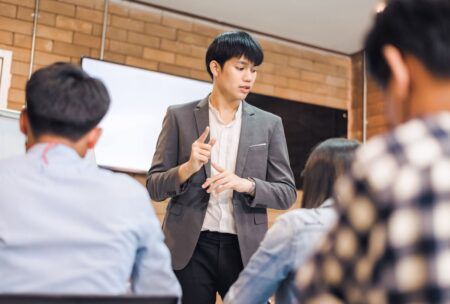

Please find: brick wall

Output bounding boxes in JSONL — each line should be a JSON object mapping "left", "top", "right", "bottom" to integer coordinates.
{"left": 366, "top": 75, "right": 388, "bottom": 138}
{"left": 1, "top": 0, "right": 351, "bottom": 112}
{"left": 0, "top": 0, "right": 353, "bottom": 224}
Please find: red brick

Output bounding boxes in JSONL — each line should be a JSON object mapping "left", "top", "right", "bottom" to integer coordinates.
{"left": 33, "top": 51, "right": 70, "bottom": 66}
{"left": 192, "top": 21, "right": 224, "bottom": 38}
{"left": 109, "top": 40, "right": 143, "bottom": 57}
{"left": 158, "top": 63, "right": 190, "bottom": 78}
{"left": 288, "top": 56, "right": 313, "bottom": 70}
{"left": 36, "top": 25, "right": 73, "bottom": 43}
{"left": 40, "top": 0, "right": 75, "bottom": 17}
{"left": 160, "top": 39, "right": 191, "bottom": 56}
{"left": 128, "top": 31, "right": 159, "bottom": 48}
{"left": 105, "top": 26, "right": 127, "bottom": 41}
{"left": 129, "top": 6, "right": 161, "bottom": 23}
{"left": 17, "top": 6, "right": 55, "bottom": 26}
{"left": 109, "top": 2, "right": 128, "bottom": 17}
{"left": 125, "top": 56, "right": 158, "bottom": 71}
{"left": 177, "top": 31, "right": 210, "bottom": 47}
{"left": 53, "top": 41, "right": 90, "bottom": 58}
{"left": 56, "top": 15, "right": 93, "bottom": 34}
{"left": 103, "top": 51, "right": 125, "bottom": 64}
{"left": 10, "top": 74, "right": 27, "bottom": 89}
{"left": 162, "top": 12, "right": 192, "bottom": 31}
{"left": 9, "top": 46, "right": 31, "bottom": 62}
{"left": 0, "top": 3, "right": 16, "bottom": 18}
{"left": 60, "top": 0, "right": 104, "bottom": 10}
{"left": 0, "top": 0, "right": 34, "bottom": 8}
{"left": 111, "top": 15, "right": 144, "bottom": 33}
{"left": 0, "top": 16, "right": 32, "bottom": 35}
{"left": 265, "top": 51, "right": 288, "bottom": 66}
{"left": 300, "top": 70, "right": 325, "bottom": 83}
{"left": 13, "top": 34, "right": 53, "bottom": 52}
{"left": 8, "top": 88, "right": 25, "bottom": 103}
{"left": 0, "top": 30, "right": 13, "bottom": 45}
{"left": 11, "top": 60, "right": 29, "bottom": 76}
{"left": 143, "top": 47, "right": 175, "bottom": 64}
{"left": 175, "top": 54, "right": 203, "bottom": 70}
{"left": 190, "top": 69, "right": 210, "bottom": 82}
{"left": 75, "top": 6, "right": 103, "bottom": 24}
{"left": 73, "top": 32, "right": 101, "bottom": 48}
{"left": 145, "top": 23, "right": 176, "bottom": 40}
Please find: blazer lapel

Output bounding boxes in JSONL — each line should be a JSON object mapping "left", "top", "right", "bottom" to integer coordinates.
{"left": 194, "top": 96, "right": 211, "bottom": 178}
{"left": 235, "top": 101, "right": 256, "bottom": 177}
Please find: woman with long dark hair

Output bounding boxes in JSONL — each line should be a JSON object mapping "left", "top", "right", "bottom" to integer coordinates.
{"left": 224, "top": 138, "right": 360, "bottom": 304}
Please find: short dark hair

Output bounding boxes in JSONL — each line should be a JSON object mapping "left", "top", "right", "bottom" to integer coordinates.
{"left": 205, "top": 31, "right": 264, "bottom": 79}
{"left": 301, "top": 138, "right": 359, "bottom": 209}
{"left": 365, "top": 0, "right": 450, "bottom": 88}
{"left": 25, "top": 62, "right": 110, "bottom": 141}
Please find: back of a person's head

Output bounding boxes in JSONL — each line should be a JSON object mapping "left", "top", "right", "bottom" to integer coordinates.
{"left": 205, "top": 31, "right": 264, "bottom": 79}
{"left": 25, "top": 62, "right": 110, "bottom": 141}
{"left": 365, "top": 0, "right": 450, "bottom": 88}
{"left": 301, "top": 138, "right": 360, "bottom": 209}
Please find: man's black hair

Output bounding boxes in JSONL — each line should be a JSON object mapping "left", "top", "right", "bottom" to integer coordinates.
{"left": 205, "top": 31, "right": 264, "bottom": 79}
{"left": 365, "top": 0, "right": 450, "bottom": 88}
{"left": 25, "top": 62, "right": 110, "bottom": 141}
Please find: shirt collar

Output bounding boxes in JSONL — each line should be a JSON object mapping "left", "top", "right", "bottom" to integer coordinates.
{"left": 208, "top": 99, "right": 242, "bottom": 127}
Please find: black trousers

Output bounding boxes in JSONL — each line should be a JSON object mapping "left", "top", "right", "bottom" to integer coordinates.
{"left": 174, "top": 231, "right": 244, "bottom": 304}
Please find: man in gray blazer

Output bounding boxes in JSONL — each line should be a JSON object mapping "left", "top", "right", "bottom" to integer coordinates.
{"left": 147, "top": 31, "right": 296, "bottom": 304}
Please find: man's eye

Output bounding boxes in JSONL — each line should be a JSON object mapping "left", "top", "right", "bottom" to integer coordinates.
{"left": 236, "top": 67, "right": 244, "bottom": 71}
{"left": 251, "top": 69, "right": 257, "bottom": 73}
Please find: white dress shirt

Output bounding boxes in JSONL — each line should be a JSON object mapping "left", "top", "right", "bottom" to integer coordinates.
{"left": 201, "top": 101, "right": 242, "bottom": 234}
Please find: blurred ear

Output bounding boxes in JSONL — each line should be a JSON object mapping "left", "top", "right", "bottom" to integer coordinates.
{"left": 383, "top": 45, "right": 411, "bottom": 125}
{"left": 209, "top": 60, "right": 220, "bottom": 78}
{"left": 86, "top": 127, "right": 102, "bottom": 150}
{"left": 19, "top": 108, "right": 28, "bottom": 136}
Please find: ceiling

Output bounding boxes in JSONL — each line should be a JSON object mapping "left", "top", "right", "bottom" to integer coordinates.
{"left": 139, "top": 0, "right": 381, "bottom": 55}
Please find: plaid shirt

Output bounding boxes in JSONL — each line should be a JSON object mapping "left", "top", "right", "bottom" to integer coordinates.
{"left": 296, "top": 112, "right": 450, "bottom": 304}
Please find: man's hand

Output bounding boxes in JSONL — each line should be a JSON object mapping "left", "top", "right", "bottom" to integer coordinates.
{"left": 178, "top": 127, "right": 216, "bottom": 184}
{"left": 202, "top": 162, "right": 254, "bottom": 196}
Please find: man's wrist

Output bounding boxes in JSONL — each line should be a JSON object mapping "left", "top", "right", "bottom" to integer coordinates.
{"left": 246, "top": 177, "right": 256, "bottom": 196}
{"left": 178, "top": 162, "right": 195, "bottom": 184}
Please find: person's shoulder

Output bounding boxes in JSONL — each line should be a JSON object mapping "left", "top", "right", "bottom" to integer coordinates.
{"left": 278, "top": 208, "right": 336, "bottom": 230}
{"left": 93, "top": 167, "right": 149, "bottom": 201}
{"left": 247, "top": 102, "right": 280, "bottom": 121}
{"left": 0, "top": 154, "right": 29, "bottom": 174}
{"left": 168, "top": 99, "right": 204, "bottom": 113}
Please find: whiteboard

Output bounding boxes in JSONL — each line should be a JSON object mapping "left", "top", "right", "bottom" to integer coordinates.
{"left": 0, "top": 109, "right": 25, "bottom": 160}
{"left": 81, "top": 58, "right": 212, "bottom": 173}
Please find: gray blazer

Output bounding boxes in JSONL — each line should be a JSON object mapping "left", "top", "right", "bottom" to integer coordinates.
{"left": 147, "top": 97, "right": 297, "bottom": 270}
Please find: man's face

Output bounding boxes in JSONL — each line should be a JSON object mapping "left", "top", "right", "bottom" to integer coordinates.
{"left": 214, "top": 56, "right": 258, "bottom": 102}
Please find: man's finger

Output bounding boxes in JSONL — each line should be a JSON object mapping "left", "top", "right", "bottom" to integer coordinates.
{"left": 197, "top": 126, "right": 210, "bottom": 143}
{"left": 216, "top": 181, "right": 234, "bottom": 194}
{"left": 202, "top": 172, "right": 226, "bottom": 189}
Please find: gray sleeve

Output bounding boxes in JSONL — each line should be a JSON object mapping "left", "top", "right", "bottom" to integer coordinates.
{"left": 146, "top": 107, "right": 190, "bottom": 202}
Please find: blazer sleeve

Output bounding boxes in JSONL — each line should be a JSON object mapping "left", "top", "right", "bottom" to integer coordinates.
{"left": 146, "top": 107, "right": 190, "bottom": 202}
{"left": 247, "top": 117, "right": 297, "bottom": 210}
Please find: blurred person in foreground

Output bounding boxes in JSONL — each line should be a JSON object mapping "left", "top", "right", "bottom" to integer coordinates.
{"left": 296, "top": 0, "right": 450, "bottom": 303}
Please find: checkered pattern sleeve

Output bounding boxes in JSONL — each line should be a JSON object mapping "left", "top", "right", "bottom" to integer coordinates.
{"left": 296, "top": 113, "right": 450, "bottom": 304}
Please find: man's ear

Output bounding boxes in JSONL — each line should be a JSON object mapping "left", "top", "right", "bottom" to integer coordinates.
{"left": 383, "top": 45, "right": 410, "bottom": 104}
{"left": 382, "top": 45, "right": 411, "bottom": 126}
{"left": 19, "top": 108, "right": 28, "bottom": 136}
{"left": 86, "top": 127, "right": 102, "bottom": 150}
{"left": 209, "top": 60, "right": 220, "bottom": 78}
